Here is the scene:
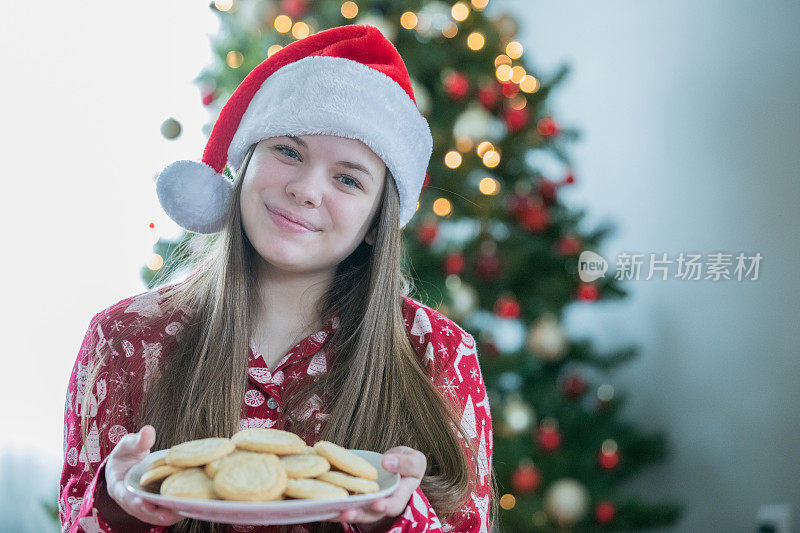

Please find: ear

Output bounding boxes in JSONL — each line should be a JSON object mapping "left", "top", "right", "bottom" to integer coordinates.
{"left": 365, "top": 227, "right": 377, "bottom": 246}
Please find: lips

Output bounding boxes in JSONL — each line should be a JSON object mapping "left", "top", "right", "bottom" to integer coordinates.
{"left": 267, "top": 206, "right": 320, "bottom": 231}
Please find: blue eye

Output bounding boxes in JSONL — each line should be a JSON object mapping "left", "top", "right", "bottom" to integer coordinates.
{"left": 275, "top": 145, "right": 299, "bottom": 159}
{"left": 275, "top": 145, "right": 362, "bottom": 190}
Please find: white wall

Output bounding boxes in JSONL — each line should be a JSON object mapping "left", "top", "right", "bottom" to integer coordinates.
{"left": 0, "top": 2, "right": 219, "bottom": 530}
{"left": 490, "top": 0, "right": 800, "bottom": 531}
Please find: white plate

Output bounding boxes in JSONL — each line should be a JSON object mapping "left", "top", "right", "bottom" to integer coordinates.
{"left": 124, "top": 449, "right": 400, "bottom": 525}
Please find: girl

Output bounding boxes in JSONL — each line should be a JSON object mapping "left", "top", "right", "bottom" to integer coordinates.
{"left": 60, "top": 24, "right": 497, "bottom": 533}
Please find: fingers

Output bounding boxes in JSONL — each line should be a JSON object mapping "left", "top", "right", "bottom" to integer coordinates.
{"left": 381, "top": 449, "right": 426, "bottom": 478}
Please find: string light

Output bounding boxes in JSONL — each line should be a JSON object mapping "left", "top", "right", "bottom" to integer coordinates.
{"left": 494, "top": 54, "right": 512, "bottom": 67}
{"left": 147, "top": 253, "right": 164, "bottom": 271}
{"left": 495, "top": 64, "right": 512, "bottom": 82}
{"left": 442, "top": 22, "right": 458, "bottom": 38}
{"left": 432, "top": 198, "right": 452, "bottom": 217}
{"left": 505, "top": 40, "right": 523, "bottom": 59}
{"left": 519, "top": 75, "right": 540, "bottom": 93}
{"left": 471, "top": 0, "right": 489, "bottom": 9}
{"left": 226, "top": 51, "right": 244, "bottom": 68}
{"left": 482, "top": 149, "right": 500, "bottom": 168}
{"left": 341, "top": 1, "right": 358, "bottom": 19}
{"left": 467, "top": 31, "right": 485, "bottom": 50}
{"left": 400, "top": 11, "right": 417, "bottom": 29}
{"left": 292, "top": 21, "right": 310, "bottom": 39}
{"left": 267, "top": 44, "right": 283, "bottom": 57}
{"left": 510, "top": 65, "right": 526, "bottom": 83}
{"left": 476, "top": 141, "right": 494, "bottom": 158}
{"left": 455, "top": 136, "right": 473, "bottom": 152}
{"left": 444, "top": 150, "right": 462, "bottom": 168}
{"left": 274, "top": 15, "right": 292, "bottom": 33}
{"left": 213, "top": 0, "right": 233, "bottom": 12}
{"left": 478, "top": 176, "right": 501, "bottom": 195}
{"left": 499, "top": 494, "right": 516, "bottom": 510}
{"left": 451, "top": 2, "right": 470, "bottom": 21}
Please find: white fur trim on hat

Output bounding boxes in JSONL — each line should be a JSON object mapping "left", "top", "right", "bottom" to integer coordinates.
{"left": 227, "top": 55, "right": 433, "bottom": 229}
{"left": 155, "top": 160, "right": 233, "bottom": 234}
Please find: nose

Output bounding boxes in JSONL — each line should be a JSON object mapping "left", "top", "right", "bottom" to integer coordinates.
{"left": 285, "top": 167, "right": 324, "bottom": 207}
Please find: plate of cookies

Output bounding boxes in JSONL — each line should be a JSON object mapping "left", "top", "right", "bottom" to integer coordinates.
{"left": 124, "top": 428, "right": 400, "bottom": 525}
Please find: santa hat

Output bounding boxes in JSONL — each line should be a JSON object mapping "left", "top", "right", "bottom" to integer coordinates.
{"left": 155, "top": 24, "right": 433, "bottom": 234}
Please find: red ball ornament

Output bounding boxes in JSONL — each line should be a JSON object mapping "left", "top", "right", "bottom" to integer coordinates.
{"left": 475, "top": 252, "right": 502, "bottom": 280}
{"left": 537, "top": 179, "right": 558, "bottom": 206}
{"left": 416, "top": 221, "right": 438, "bottom": 246}
{"left": 564, "top": 171, "right": 575, "bottom": 184}
{"left": 556, "top": 235, "right": 581, "bottom": 256}
{"left": 577, "top": 283, "right": 599, "bottom": 301}
{"left": 595, "top": 501, "right": 616, "bottom": 524}
{"left": 511, "top": 463, "right": 542, "bottom": 493}
{"left": 443, "top": 72, "right": 470, "bottom": 101}
{"left": 598, "top": 449, "right": 620, "bottom": 470}
{"left": 503, "top": 106, "right": 529, "bottom": 133}
{"left": 536, "top": 422, "right": 562, "bottom": 452}
{"left": 443, "top": 252, "right": 465, "bottom": 276}
{"left": 501, "top": 81, "right": 519, "bottom": 98}
{"left": 562, "top": 373, "right": 589, "bottom": 400}
{"left": 517, "top": 203, "right": 549, "bottom": 232}
{"left": 478, "top": 81, "right": 502, "bottom": 110}
{"left": 537, "top": 116, "right": 557, "bottom": 136}
{"left": 280, "top": 0, "right": 308, "bottom": 18}
{"left": 494, "top": 295, "right": 520, "bottom": 319}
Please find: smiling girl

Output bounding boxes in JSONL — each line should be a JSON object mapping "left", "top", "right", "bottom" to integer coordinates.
{"left": 60, "top": 24, "right": 497, "bottom": 533}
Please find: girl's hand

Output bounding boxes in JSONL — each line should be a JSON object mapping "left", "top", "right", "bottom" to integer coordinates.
{"left": 103, "top": 425, "right": 185, "bottom": 527}
{"left": 335, "top": 446, "right": 427, "bottom": 531}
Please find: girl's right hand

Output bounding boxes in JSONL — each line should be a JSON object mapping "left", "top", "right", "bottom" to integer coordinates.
{"left": 104, "top": 424, "right": 185, "bottom": 527}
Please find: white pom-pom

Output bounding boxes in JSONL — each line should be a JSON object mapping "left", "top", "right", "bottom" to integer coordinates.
{"left": 155, "top": 160, "right": 233, "bottom": 234}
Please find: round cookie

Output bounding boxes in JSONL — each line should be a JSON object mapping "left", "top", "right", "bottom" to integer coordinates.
{"left": 205, "top": 450, "right": 278, "bottom": 478}
{"left": 312, "top": 441, "right": 378, "bottom": 481}
{"left": 316, "top": 471, "right": 380, "bottom": 494}
{"left": 160, "top": 468, "right": 217, "bottom": 499}
{"left": 145, "top": 456, "right": 167, "bottom": 470}
{"left": 232, "top": 428, "right": 307, "bottom": 455}
{"left": 166, "top": 437, "right": 236, "bottom": 467}
{"left": 279, "top": 453, "right": 330, "bottom": 478}
{"left": 284, "top": 478, "right": 349, "bottom": 500}
{"left": 213, "top": 454, "right": 287, "bottom": 501}
{"left": 140, "top": 464, "right": 183, "bottom": 486}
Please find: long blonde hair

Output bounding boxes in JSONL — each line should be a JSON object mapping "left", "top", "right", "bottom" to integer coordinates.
{"left": 81, "top": 141, "right": 499, "bottom": 532}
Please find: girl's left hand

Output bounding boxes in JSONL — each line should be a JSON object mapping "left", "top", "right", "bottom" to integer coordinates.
{"left": 336, "top": 446, "right": 426, "bottom": 530}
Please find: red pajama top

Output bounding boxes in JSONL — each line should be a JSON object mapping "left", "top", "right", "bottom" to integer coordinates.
{"left": 60, "top": 287, "right": 493, "bottom": 533}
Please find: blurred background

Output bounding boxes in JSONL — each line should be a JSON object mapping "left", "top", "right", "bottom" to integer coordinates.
{"left": 1, "top": 1, "right": 798, "bottom": 532}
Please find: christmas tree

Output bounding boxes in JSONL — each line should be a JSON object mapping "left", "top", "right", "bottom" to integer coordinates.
{"left": 144, "top": 1, "right": 683, "bottom": 530}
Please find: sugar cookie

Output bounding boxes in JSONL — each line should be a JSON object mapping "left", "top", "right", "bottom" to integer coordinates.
{"left": 205, "top": 449, "right": 279, "bottom": 478}
{"left": 312, "top": 441, "right": 378, "bottom": 481}
{"left": 160, "top": 468, "right": 217, "bottom": 499}
{"left": 231, "top": 428, "right": 307, "bottom": 455}
{"left": 140, "top": 464, "right": 182, "bottom": 486}
{"left": 279, "top": 453, "right": 330, "bottom": 478}
{"left": 284, "top": 478, "right": 349, "bottom": 499}
{"left": 165, "top": 437, "right": 236, "bottom": 467}
{"left": 213, "top": 454, "right": 287, "bottom": 501}
{"left": 316, "top": 471, "right": 380, "bottom": 494}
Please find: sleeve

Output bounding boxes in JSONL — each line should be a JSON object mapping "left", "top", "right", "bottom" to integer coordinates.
{"left": 59, "top": 313, "right": 167, "bottom": 533}
{"left": 343, "top": 331, "right": 493, "bottom": 533}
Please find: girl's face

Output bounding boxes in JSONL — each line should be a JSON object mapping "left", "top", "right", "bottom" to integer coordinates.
{"left": 240, "top": 134, "right": 387, "bottom": 273}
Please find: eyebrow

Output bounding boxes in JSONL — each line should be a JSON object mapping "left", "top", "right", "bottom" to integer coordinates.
{"left": 285, "top": 135, "right": 374, "bottom": 182}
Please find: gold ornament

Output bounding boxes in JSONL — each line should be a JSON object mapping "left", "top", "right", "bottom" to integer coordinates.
{"left": 526, "top": 312, "right": 567, "bottom": 362}
{"left": 543, "top": 478, "right": 590, "bottom": 527}
{"left": 501, "top": 393, "right": 535, "bottom": 435}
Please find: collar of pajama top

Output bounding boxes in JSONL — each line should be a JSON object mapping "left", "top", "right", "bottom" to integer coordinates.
{"left": 243, "top": 313, "right": 339, "bottom": 431}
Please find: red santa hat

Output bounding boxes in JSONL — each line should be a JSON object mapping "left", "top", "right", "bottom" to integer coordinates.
{"left": 155, "top": 23, "right": 433, "bottom": 234}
